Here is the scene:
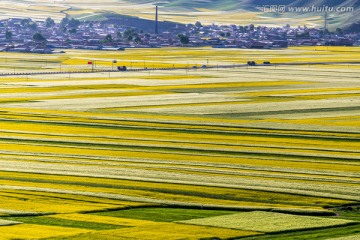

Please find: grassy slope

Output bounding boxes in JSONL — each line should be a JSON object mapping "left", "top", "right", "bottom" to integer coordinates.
{"left": 3, "top": 0, "right": 359, "bottom": 29}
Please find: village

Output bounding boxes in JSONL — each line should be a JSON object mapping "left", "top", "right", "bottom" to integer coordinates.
{"left": 0, "top": 16, "right": 359, "bottom": 54}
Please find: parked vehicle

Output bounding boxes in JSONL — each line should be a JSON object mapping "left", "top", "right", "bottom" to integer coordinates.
{"left": 118, "top": 66, "right": 127, "bottom": 71}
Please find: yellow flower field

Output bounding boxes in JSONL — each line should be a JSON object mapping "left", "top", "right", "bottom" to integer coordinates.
{"left": 0, "top": 224, "right": 91, "bottom": 240}
{"left": 0, "top": 47, "right": 359, "bottom": 239}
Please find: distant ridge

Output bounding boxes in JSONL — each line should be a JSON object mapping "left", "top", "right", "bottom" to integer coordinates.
{"left": 4, "top": 0, "right": 360, "bottom": 31}
{"left": 156, "top": 0, "right": 358, "bottom": 9}
{"left": 154, "top": 0, "right": 359, "bottom": 31}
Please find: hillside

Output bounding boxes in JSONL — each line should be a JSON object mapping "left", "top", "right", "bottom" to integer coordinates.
{"left": 2, "top": 0, "right": 359, "bottom": 31}
{"left": 137, "top": 0, "right": 357, "bottom": 11}
{"left": 152, "top": 0, "right": 359, "bottom": 30}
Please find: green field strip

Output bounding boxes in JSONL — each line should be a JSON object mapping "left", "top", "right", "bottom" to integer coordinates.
{"left": 0, "top": 131, "right": 359, "bottom": 162}
{"left": 243, "top": 87, "right": 360, "bottom": 98}
{"left": 270, "top": 93, "right": 360, "bottom": 101}
{"left": 1, "top": 115, "right": 358, "bottom": 147}
{"left": 45, "top": 214, "right": 171, "bottom": 237}
{"left": 0, "top": 161, "right": 359, "bottom": 202}
{"left": 1, "top": 129, "right": 359, "bottom": 156}
{"left": 0, "top": 189, "right": 147, "bottom": 210}
{"left": 0, "top": 189, "right": 120, "bottom": 214}
{"left": 0, "top": 175, "right": 353, "bottom": 211}
{"left": 2, "top": 151, "right": 359, "bottom": 187}
{"left": 239, "top": 223, "right": 360, "bottom": 240}
{"left": 2, "top": 117, "right": 359, "bottom": 149}
{"left": 0, "top": 91, "right": 169, "bottom": 103}
{"left": 1, "top": 110, "right": 359, "bottom": 139}
{"left": 211, "top": 105, "right": 360, "bottom": 118}
{"left": 329, "top": 207, "right": 360, "bottom": 225}
{"left": 228, "top": 68, "right": 360, "bottom": 81}
{"left": 91, "top": 207, "right": 237, "bottom": 222}
{"left": 95, "top": 100, "right": 252, "bottom": 111}
{"left": 1, "top": 137, "right": 359, "bottom": 167}
{"left": 0, "top": 171, "right": 352, "bottom": 208}
{"left": 3, "top": 215, "right": 123, "bottom": 230}
{"left": 2, "top": 149, "right": 360, "bottom": 190}
{"left": 140, "top": 75, "right": 214, "bottom": 80}
{"left": 2, "top": 143, "right": 360, "bottom": 178}
{"left": 2, "top": 164, "right": 358, "bottom": 202}
{"left": 1, "top": 151, "right": 359, "bottom": 186}
{"left": 178, "top": 211, "right": 357, "bottom": 233}
{"left": 0, "top": 127, "right": 356, "bottom": 163}
{"left": 134, "top": 80, "right": 308, "bottom": 92}
{"left": 0, "top": 182, "right": 343, "bottom": 211}
{"left": 1, "top": 120, "right": 358, "bottom": 152}
{"left": 1, "top": 169, "right": 357, "bottom": 206}
{"left": 139, "top": 71, "right": 348, "bottom": 87}
{"left": 243, "top": 66, "right": 360, "bottom": 76}
{"left": 53, "top": 222, "right": 261, "bottom": 240}
{"left": 0, "top": 185, "right": 333, "bottom": 213}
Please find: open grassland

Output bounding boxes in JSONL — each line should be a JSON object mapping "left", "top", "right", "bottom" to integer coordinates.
{"left": 2, "top": 0, "right": 355, "bottom": 29}
{"left": 0, "top": 47, "right": 359, "bottom": 239}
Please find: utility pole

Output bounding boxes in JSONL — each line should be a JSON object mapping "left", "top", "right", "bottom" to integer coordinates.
{"left": 155, "top": 6, "right": 158, "bottom": 34}
{"left": 324, "top": 12, "right": 328, "bottom": 41}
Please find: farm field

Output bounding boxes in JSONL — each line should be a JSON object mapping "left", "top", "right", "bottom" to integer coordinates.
{"left": 1, "top": 46, "right": 360, "bottom": 74}
{"left": 0, "top": 47, "right": 359, "bottom": 239}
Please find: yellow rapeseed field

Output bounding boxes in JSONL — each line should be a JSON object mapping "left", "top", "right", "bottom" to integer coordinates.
{"left": 0, "top": 47, "right": 359, "bottom": 239}
{"left": 0, "top": 224, "right": 91, "bottom": 240}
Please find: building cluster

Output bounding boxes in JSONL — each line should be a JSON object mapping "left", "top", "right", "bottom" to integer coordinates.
{"left": 0, "top": 17, "right": 359, "bottom": 53}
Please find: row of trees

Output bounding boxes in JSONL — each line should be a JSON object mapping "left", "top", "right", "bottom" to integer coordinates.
{"left": 17, "top": 17, "right": 56, "bottom": 30}
{"left": 102, "top": 29, "right": 142, "bottom": 44}
{"left": 4, "top": 17, "right": 80, "bottom": 44}
{"left": 5, "top": 30, "right": 46, "bottom": 43}
{"left": 104, "top": 31, "right": 190, "bottom": 45}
